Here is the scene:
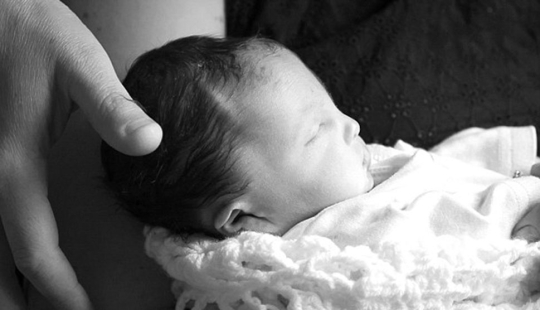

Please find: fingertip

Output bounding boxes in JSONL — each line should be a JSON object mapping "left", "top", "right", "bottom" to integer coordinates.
{"left": 531, "top": 163, "right": 540, "bottom": 178}
{"left": 82, "top": 92, "right": 163, "bottom": 156}
{"left": 120, "top": 119, "right": 163, "bottom": 156}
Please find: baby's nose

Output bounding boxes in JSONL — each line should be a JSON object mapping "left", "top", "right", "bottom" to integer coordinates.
{"left": 343, "top": 115, "right": 360, "bottom": 144}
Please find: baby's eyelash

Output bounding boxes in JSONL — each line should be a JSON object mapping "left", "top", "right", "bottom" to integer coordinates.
{"left": 307, "top": 123, "right": 324, "bottom": 144}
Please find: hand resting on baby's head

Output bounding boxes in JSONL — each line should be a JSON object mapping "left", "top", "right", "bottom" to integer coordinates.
{"left": 512, "top": 163, "right": 540, "bottom": 242}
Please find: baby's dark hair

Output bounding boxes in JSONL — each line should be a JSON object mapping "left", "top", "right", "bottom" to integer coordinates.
{"left": 101, "top": 36, "right": 282, "bottom": 237}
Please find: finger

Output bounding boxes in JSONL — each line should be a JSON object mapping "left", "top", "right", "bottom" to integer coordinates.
{"left": 55, "top": 15, "right": 162, "bottom": 156}
{"left": 512, "top": 225, "right": 540, "bottom": 243}
{"left": 511, "top": 204, "right": 540, "bottom": 243}
{"left": 0, "top": 157, "right": 92, "bottom": 310}
{"left": 0, "top": 221, "right": 26, "bottom": 310}
{"left": 71, "top": 77, "right": 163, "bottom": 156}
{"left": 530, "top": 162, "right": 540, "bottom": 178}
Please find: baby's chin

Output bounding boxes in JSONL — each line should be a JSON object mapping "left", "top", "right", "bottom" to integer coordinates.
{"left": 365, "top": 173, "right": 375, "bottom": 192}
{"left": 352, "top": 168, "right": 374, "bottom": 196}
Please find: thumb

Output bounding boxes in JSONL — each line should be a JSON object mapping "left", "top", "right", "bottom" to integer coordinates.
{"left": 77, "top": 84, "right": 163, "bottom": 156}
{"left": 61, "top": 31, "right": 162, "bottom": 156}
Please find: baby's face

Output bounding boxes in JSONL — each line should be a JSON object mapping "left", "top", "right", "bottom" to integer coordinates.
{"left": 228, "top": 49, "right": 373, "bottom": 235}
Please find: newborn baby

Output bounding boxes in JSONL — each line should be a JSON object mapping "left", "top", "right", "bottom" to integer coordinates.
{"left": 101, "top": 35, "right": 540, "bottom": 246}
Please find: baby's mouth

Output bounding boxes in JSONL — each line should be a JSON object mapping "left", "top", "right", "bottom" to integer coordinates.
{"left": 363, "top": 155, "right": 371, "bottom": 169}
{"left": 360, "top": 143, "right": 371, "bottom": 169}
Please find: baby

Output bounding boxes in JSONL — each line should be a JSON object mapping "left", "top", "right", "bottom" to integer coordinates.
{"left": 101, "top": 35, "right": 373, "bottom": 238}
{"left": 101, "top": 35, "right": 540, "bottom": 244}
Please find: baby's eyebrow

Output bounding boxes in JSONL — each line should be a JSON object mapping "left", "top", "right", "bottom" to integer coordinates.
{"left": 301, "top": 98, "right": 330, "bottom": 116}
{"left": 301, "top": 100, "right": 318, "bottom": 115}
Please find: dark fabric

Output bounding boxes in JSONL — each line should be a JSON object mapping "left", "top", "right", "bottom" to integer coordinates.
{"left": 226, "top": 0, "right": 540, "bottom": 151}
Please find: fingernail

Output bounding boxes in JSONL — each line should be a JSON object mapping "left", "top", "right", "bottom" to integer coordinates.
{"left": 124, "top": 120, "right": 163, "bottom": 156}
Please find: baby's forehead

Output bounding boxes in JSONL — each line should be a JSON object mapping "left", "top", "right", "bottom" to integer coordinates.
{"left": 220, "top": 50, "right": 285, "bottom": 101}
{"left": 229, "top": 49, "right": 325, "bottom": 108}
{"left": 237, "top": 48, "right": 291, "bottom": 82}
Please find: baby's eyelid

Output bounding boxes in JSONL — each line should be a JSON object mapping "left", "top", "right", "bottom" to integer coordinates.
{"left": 306, "top": 123, "right": 324, "bottom": 145}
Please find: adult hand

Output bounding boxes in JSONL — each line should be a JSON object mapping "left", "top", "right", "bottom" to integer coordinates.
{"left": 511, "top": 163, "right": 540, "bottom": 242}
{"left": 512, "top": 204, "right": 540, "bottom": 243}
{"left": 0, "top": 0, "right": 162, "bottom": 309}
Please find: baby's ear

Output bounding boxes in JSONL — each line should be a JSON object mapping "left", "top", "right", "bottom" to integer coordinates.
{"left": 214, "top": 200, "right": 254, "bottom": 236}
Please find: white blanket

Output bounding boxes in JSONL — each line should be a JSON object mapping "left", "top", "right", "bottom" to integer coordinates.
{"left": 145, "top": 228, "right": 540, "bottom": 310}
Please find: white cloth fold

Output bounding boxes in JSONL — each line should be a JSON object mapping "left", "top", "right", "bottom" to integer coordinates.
{"left": 285, "top": 126, "right": 540, "bottom": 248}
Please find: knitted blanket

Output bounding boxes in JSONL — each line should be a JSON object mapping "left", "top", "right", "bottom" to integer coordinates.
{"left": 145, "top": 228, "right": 540, "bottom": 310}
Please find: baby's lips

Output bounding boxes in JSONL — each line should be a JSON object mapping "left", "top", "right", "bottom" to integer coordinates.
{"left": 360, "top": 140, "right": 371, "bottom": 168}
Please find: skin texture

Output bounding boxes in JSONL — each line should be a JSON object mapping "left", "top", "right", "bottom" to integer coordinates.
{"left": 215, "top": 50, "right": 373, "bottom": 236}
{"left": 0, "top": 0, "right": 162, "bottom": 309}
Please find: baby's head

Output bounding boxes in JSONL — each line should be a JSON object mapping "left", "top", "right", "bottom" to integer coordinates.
{"left": 101, "top": 36, "right": 373, "bottom": 238}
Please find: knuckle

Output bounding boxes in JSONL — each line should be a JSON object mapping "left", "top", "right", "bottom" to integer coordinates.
{"left": 11, "top": 244, "right": 61, "bottom": 283}
{"left": 99, "top": 91, "right": 127, "bottom": 116}
{"left": 11, "top": 249, "right": 46, "bottom": 275}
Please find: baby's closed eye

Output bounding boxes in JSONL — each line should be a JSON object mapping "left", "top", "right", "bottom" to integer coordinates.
{"left": 306, "top": 123, "right": 326, "bottom": 145}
